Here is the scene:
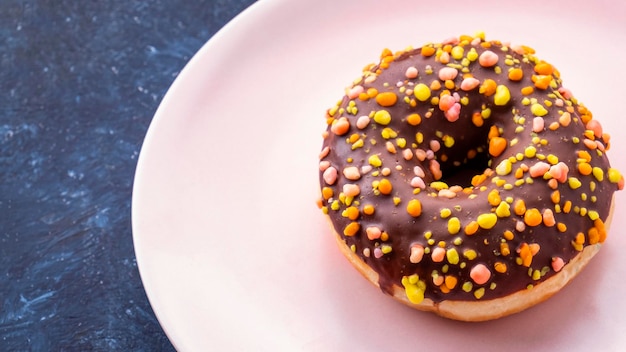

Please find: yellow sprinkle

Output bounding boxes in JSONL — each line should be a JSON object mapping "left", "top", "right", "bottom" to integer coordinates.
{"left": 446, "top": 248, "right": 460, "bottom": 265}
{"left": 531, "top": 103, "right": 548, "bottom": 117}
{"left": 474, "top": 288, "right": 485, "bottom": 299}
{"left": 494, "top": 85, "right": 511, "bottom": 106}
{"left": 413, "top": 83, "right": 431, "bottom": 102}
{"left": 373, "top": 110, "right": 391, "bottom": 125}
{"left": 369, "top": 154, "right": 382, "bottom": 167}
{"left": 608, "top": 168, "right": 622, "bottom": 183}
{"left": 546, "top": 154, "right": 559, "bottom": 165}
{"left": 496, "top": 201, "right": 511, "bottom": 217}
{"left": 440, "top": 208, "right": 452, "bottom": 218}
{"left": 496, "top": 159, "right": 513, "bottom": 176}
{"left": 430, "top": 181, "right": 449, "bottom": 191}
{"left": 592, "top": 167, "right": 604, "bottom": 182}
{"left": 477, "top": 213, "right": 498, "bottom": 229}
{"left": 463, "top": 249, "right": 477, "bottom": 260}
{"left": 568, "top": 177, "right": 582, "bottom": 189}
{"left": 402, "top": 275, "right": 425, "bottom": 304}
{"left": 448, "top": 217, "right": 461, "bottom": 235}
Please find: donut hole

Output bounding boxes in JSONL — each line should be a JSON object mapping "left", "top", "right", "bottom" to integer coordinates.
{"left": 438, "top": 149, "right": 491, "bottom": 187}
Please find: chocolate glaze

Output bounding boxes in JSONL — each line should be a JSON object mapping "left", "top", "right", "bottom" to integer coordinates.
{"left": 319, "top": 36, "right": 622, "bottom": 303}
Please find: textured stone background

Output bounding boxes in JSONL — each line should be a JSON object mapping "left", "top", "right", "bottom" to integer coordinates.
{"left": 0, "top": 0, "right": 256, "bottom": 350}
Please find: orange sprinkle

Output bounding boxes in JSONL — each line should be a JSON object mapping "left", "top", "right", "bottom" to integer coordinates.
{"left": 406, "top": 113, "right": 422, "bottom": 126}
{"left": 513, "top": 199, "right": 526, "bottom": 216}
{"left": 366, "top": 87, "right": 378, "bottom": 98}
{"left": 500, "top": 242, "right": 511, "bottom": 256}
{"left": 378, "top": 178, "right": 393, "bottom": 195}
{"left": 588, "top": 227, "right": 600, "bottom": 245}
{"left": 363, "top": 204, "right": 375, "bottom": 215}
{"left": 577, "top": 150, "right": 592, "bottom": 163}
{"left": 578, "top": 162, "right": 592, "bottom": 176}
{"left": 575, "top": 232, "right": 585, "bottom": 245}
{"left": 343, "top": 222, "right": 360, "bottom": 236}
{"left": 487, "top": 189, "right": 501, "bottom": 207}
{"left": 471, "top": 174, "right": 487, "bottom": 187}
{"left": 344, "top": 206, "right": 360, "bottom": 220}
{"left": 471, "top": 111, "right": 484, "bottom": 127}
{"left": 380, "top": 48, "right": 393, "bottom": 59}
{"left": 494, "top": 262, "right": 508, "bottom": 273}
{"left": 550, "top": 190, "right": 560, "bottom": 204}
{"left": 534, "top": 62, "right": 554, "bottom": 75}
{"left": 479, "top": 79, "right": 497, "bottom": 96}
{"left": 508, "top": 68, "right": 523, "bottom": 81}
{"left": 562, "top": 201, "right": 572, "bottom": 214}
{"left": 524, "top": 208, "right": 543, "bottom": 226}
{"left": 533, "top": 75, "right": 552, "bottom": 90}
{"left": 488, "top": 125, "right": 500, "bottom": 139}
{"left": 557, "top": 222, "right": 567, "bottom": 232}
{"left": 406, "top": 199, "right": 422, "bottom": 217}
{"left": 376, "top": 91, "right": 398, "bottom": 107}
{"left": 421, "top": 46, "right": 436, "bottom": 57}
{"left": 489, "top": 137, "right": 507, "bottom": 157}
{"left": 521, "top": 86, "right": 534, "bottom": 96}
{"left": 322, "top": 187, "right": 334, "bottom": 200}
{"left": 518, "top": 243, "right": 532, "bottom": 267}
{"left": 464, "top": 221, "right": 479, "bottom": 236}
{"left": 503, "top": 230, "right": 515, "bottom": 241}
{"left": 445, "top": 275, "right": 458, "bottom": 290}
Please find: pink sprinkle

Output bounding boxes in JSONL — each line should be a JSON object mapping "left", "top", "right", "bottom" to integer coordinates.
{"left": 549, "top": 162, "right": 569, "bottom": 183}
{"left": 319, "top": 146, "right": 330, "bottom": 159}
{"left": 356, "top": 115, "right": 370, "bottom": 129}
{"left": 438, "top": 67, "right": 458, "bottom": 81}
{"left": 529, "top": 162, "right": 551, "bottom": 178}
{"left": 374, "top": 247, "right": 383, "bottom": 259}
{"left": 516, "top": 220, "right": 526, "bottom": 232}
{"left": 586, "top": 119, "right": 603, "bottom": 138}
{"left": 532, "top": 117, "right": 545, "bottom": 133}
{"left": 558, "top": 87, "right": 573, "bottom": 100}
{"left": 360, "top": 165, "right": 372, "bottom": 175}
{"left": 342, "top": 166, "right": 361, "bottom": 180}
{"left": 430, "top": 160, "right": 442, "bottom": 180}
{"left": 431, "top": 247, "right": 446, "bottom": 262}
{"left": 478, "top": 50, "right": 499, "bottom": 67}
{"left": 402, "top": 148, "right": 414, "bottom": 161}
{"left": 323, "top": 167, "right": 338, "bottom": 185}
{"left": 348, "top": 85, "right": 364, "bottom": 99}
{"left": 414, "top": 166, "right": 425, "bottom": 177}
{"left": 438, "top": 94, "right": 456, "bottom": 111}
{"left": 366, "top": 226, "right": 382, "bottom": 240}
{"left": 415, "top": 149, "right": 427, "bottom": 161}
{"left": 342, "top": 183, "right": 360, "bottom": 197}
{"left": 410, "top": 244, "right": 425, "bottom": 264}
{"left": 542, "top": 209, "right": 556, "bottom": 227}
{"left": 551, "top": 257, "right": 565, "bottom": 272}
{"left": 596, "top": 140, "right": 606, "bottom": 152}
{"left": 426, "top": 150, "right": 435, "bottom": 160}
{"left": 461, "top": 77, "right": 480, "bottom": 91}
{"left": 405, "top": 66, "right": 418, "bottom": 79}
{"left": 429, "top": 140, "right": 441, "bottom": 152}
{"left": 445, "top": 103, "right": 461, "bottom": 122}
{"left": 442, "top": 36, "right": 459, "bottom": 45}
{"left": 470, "top": 264, "right": 491, "bottom": 285}
{"left": 319, "top": 161, "right": 330, "bottom": 171}
{"left": 438, "top": 189, "right": 457, "bottom": 198}
{"left": 410, "top": 177, "right": 426, "bottom": 189}
{"left": 439, "top": 51, "right": 450, "bottom": 64}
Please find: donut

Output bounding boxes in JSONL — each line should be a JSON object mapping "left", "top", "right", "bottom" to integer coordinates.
{"left": 317, "top": 33, "right": 624, "bottom": 321}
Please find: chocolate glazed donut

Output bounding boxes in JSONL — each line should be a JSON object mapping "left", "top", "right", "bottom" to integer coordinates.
{"left": 317, "top": 34, "right": 623, "bottom": 321}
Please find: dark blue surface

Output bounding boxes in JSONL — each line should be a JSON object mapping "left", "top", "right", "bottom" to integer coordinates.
{"left": 0, "top": 0, "right": 256, "bottom": 350}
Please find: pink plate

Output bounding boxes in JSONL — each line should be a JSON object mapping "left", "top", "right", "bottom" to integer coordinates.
{"left": 132, "top": 0, "right": 626, "bottom": 350}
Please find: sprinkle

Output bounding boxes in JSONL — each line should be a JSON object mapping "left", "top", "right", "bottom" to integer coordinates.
{"left": 331, "top": 117, "right": 350, "bottom": 135}
{"left": 413, "top": 83, "right": 431, "bottom": 101}
{"left": 529, "top": 161, "right": 550, "bottom": 178}
{"left": 366, "top": 226, "right": 382, "bottom": 240}
{"left": 406, "top": 113, "right": 422, "bottom": 126}
{"left": 373, "top": 110, "right": 392, "bottom": 125}
{"left": 461, "top": 77, "right": 480, "bottom": 91}
{"left": 508, "top": 67, "right": 523, "bottom": 81}
{"left": 438, "top": 67, "right": 459, "bottom": 81}
{"left": 406, "top": 199, "right": 422, "bottom": 217}
{"left": 343, "top": 222, "right": 360, "bottom": 236}
{"left": 477, "top": 213, "right": 498, "bottom": 229}
{"left": 494, "top": 262, "right": 508, "bottom": 273}
{"left": 405, "top": 66, "right": 418, "bottom": 79}
{"left": 478, "top": 50, "right": 499, "bottom": 67}
{"left": 532, "top": 117, "right": 545, "bottom": 133}
{"left": 402, "top": 275, "right": 425, "bottom": 304}
{"left": 369, "top": 155, "right": 382, "bottom": 167}
{"left": 524, "top": 208, "right": 543, "bottom": 226}
{"left": 470, "top": 264, "right": 491, "bottom": 285}
{"left": 356, "top": 115, "right": 370, "bottom": 129}
{"left": 410, "top": 244, "right": 425, "bottom": 263}
{"left": 343, "top": 166, "right": 361, "bottom": 180}
{"left": 464, "top": 221, "right": 479, "bottom": 235}
{"left": 323, "top": 167, "right": 338, "bottom": 185}
{"left": 494, "top": 85, "right": 511, "bottom": 106}
{"left": 513, "top": 199, "right": 526, "bottom": 216}
{"left": 530, "top": 103, "right": 548, "bottom": 117}
{"left": 378, "top": 178, "right": 393, "bottom": 194}
{"left": 568, "top": 177, "right": 582, "bottom": 190}
{"left": 495, "top": 159, "right": 512, "bottom": 176}
{"left": 495, "top": 201, "right": 511, "bottom": 217}
{"left": 431, "top": 247, "right": 446, "bottom": 262}
{"left": 592, "top": 167, "right": 604, "bottom": 182}
{"left": 542, "top": 209, "right": 556, "bottom": 227}
{"left": 551, "top": 257, "right": 565, "bottom": 272}
{"left": 489, "top": 137, "right": 507, "bottom": 157}
{"left": 446, "top": 248, "right": 460, "bottom": 265}
{"left": 448, "top": 217, "right": 461, "bottom": 235}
